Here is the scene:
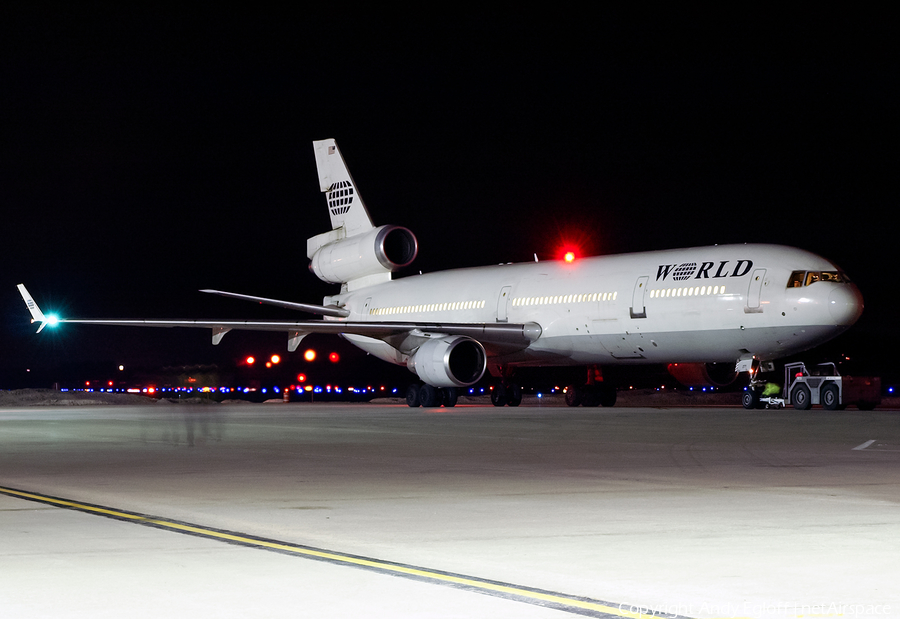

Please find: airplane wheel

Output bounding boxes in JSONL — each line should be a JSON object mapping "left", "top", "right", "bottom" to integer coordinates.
{"left": 581, "top": 386, "right": 601, "bottom": 407}
{"left": 491, "top": 384, "right": 507, "bottom": 407}
{"left": 419, "top": 384, "right": 440, "bottom": 408}
{"left": 442, "top": 387, "right": 459, "bottom": 408}
{"left": 599, "top": 385, "right": 617, "bottom": 407}
{"left": 742, "top": 389, "right": 760, "bottom": 410}
{"left": 506, "top": 383, "right": 522, "bottom": 407}
{"left": 792, "top": 384, "right": 812, "bottom": 410}
{"left": 564, "top": 385, "right": 582, "bottom": 407}
{"left": 406, "top": 384, "right": 421, "bottom": 407}
{"left": 821, "top": 384, "right": 839, "bottom": 410}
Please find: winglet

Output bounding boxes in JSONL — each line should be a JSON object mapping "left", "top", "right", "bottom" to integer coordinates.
{"left": 17, "top": 284, "right": 49, "bottom": 332}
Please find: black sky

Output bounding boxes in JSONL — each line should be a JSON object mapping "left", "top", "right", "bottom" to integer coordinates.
{"left": 1, "top": 12, "right": 896, "bottom": 387}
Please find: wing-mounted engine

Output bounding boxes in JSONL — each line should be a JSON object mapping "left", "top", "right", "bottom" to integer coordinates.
{"left": 407, "top": 335, "right": 487, "bottom": 388}
{"left": 307, "top": 224, "right": 418, "bottom": 290}
{"left": 667, "top": 362, "right": 739, "bottom": 388}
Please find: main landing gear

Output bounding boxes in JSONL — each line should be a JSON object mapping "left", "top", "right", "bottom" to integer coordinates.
{"left": 406, "top": 384, "right": 459, "bottom": 408}
{"left": 490, "top": 382, "right": 522, "bottom": 407}
{"left": 564, "top": 383, "right": 617, "bottom": 407}
{"left": 564, "top": 365, "right": 617, "bottom": 407}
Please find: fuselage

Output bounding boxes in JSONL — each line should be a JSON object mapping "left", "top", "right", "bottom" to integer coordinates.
{"left": 325, "top": 244, "right": 863, "bottom": 370}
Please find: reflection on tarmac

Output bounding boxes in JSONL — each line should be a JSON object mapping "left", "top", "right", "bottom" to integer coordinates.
{"left": 140, "top": 405, "right": 224, "bottom": 447}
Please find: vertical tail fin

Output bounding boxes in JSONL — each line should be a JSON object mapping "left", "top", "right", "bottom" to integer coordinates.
{"left": 313, "top": 139, "right": 374, "bottom": 237}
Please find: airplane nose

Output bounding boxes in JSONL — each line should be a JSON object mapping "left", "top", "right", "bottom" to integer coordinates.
{"left": 828, "top": 285, "right": 864, "bottom": 325}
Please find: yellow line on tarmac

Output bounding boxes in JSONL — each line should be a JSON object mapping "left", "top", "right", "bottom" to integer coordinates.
{"left": 0, "top": 485, "right": 675, "bottom": 619}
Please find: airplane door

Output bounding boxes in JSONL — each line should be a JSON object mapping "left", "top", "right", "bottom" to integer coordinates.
{"left": 496, "top": 286, "right": 512, "bottom": 322}
{"left": 746, "top": 269, "right": 766, "bottom": 312}
{"left": 630, "top": 276, "right": 649, "bottom": 319}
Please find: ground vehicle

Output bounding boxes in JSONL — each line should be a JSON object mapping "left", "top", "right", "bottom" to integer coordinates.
{"left": 743, "top": 362, "right": 881, "bottom": 410}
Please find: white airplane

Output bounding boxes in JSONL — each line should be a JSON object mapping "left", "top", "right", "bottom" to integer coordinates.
{"left": 19, "top": 139, "right": 864, "bottom": 408}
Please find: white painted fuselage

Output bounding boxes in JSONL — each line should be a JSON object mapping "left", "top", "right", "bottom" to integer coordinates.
{"left": 329, "top": 243, "right": 863, "bottom": 372}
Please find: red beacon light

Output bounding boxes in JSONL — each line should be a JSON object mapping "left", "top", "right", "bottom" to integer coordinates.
{"left": 557, "top": 242, "right": 581, "bottom": 263}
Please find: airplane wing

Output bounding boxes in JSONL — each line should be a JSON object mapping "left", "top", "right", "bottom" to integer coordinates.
{"left": 17, "top": 285, "right": 541, "bottom": 355}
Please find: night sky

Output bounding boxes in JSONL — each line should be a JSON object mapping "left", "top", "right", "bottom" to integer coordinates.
{"left": 1, "top": 12, "right": 895, "bottom": 389}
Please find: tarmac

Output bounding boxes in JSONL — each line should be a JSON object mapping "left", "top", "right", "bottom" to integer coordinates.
{"left": 1, "top": 398, "right": 898, "bottom": 618}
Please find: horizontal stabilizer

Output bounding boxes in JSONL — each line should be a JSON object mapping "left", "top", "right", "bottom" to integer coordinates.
{"left": 200, "top": 289, "right": 350, "bottom": 318}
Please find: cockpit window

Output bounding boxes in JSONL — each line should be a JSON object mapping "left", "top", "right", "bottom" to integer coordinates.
{"left": 787, "top": 271, "right": 850, "bottom": 288}
{"left": 787, "top": 271, "right": 805, "bottom": 288}
{"left": 806, "top": 271, "right": 846, "bottom": 286}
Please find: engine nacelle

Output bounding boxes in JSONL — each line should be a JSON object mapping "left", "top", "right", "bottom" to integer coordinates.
{"left": 309, "top": 225, "right": 417, "bottom": 285}
{"left": 667, "top": 362, "right": 739, "bottom": 388}
{"left": 407, "top": 336, "right": 487, "bottom": 388}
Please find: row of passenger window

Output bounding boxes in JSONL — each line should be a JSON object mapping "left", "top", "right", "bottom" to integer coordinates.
{"left": 649, "top": 285, "right": 727, "bottom": 299}
{"left": 370, "top": 300, "right": 487, "bottom": 316}
{"left": 512, "top": 292, "right": 618, "bottom": 307}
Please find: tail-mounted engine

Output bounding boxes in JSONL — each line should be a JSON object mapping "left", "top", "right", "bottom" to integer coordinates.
{"left": 308, "top": 225, "right": 418, "bottom": 286}
{"left": 407, "top": 335, "right": 487, "bottom": 388}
